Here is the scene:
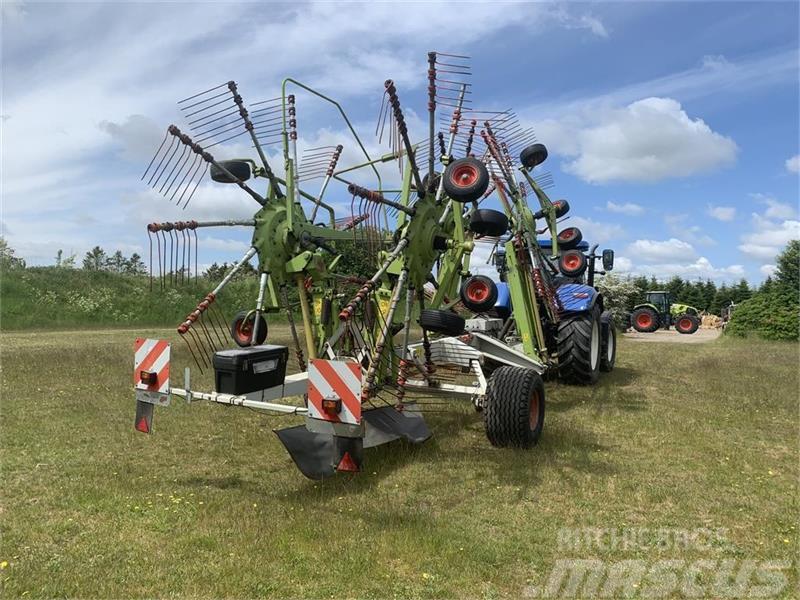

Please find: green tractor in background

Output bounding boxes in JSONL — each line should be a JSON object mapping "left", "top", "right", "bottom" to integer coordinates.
{"left": 630, "top": 291, "right": 701, "bottom": 334}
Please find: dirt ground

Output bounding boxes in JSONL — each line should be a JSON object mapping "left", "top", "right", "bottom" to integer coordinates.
{"left": 623, "top": 327, "right": 722, "bottom": 343}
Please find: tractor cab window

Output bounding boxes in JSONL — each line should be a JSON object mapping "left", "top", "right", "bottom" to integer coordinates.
{"left": 646, "top": 292, "right": 670, "bottom": 313}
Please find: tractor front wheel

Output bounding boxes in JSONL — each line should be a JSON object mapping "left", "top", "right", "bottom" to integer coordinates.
{"left": 675, "top": 314, "right": 700, "bottom": 334}
{"left": 484, "top": 366, "right": 545, "bottom": 448}
{"left": 631, "top": 307, "right": 659, "bottom": 333}
{"left": 557, "top": 307, "right": 601, "bottom": 385}
{"left": 600, "top": 311, "right": 616, "bottom": 372}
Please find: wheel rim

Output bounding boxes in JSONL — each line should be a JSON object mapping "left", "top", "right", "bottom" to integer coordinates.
{"left": 607, "top": 328, "right": 615, "bottom": 361}
{"left": 529, "top": 388, "right": 541, "bottom": 430}
{"left": 235, "top": 318, "right": 252, "bottom": 344}
{"left": 679, "top": 318, "right": 692, "bottom": 331}
{"left": 450, "top": 164, "right": 479, "bottom": 188}
{"left": 591, "top": 320, "right": 600, "bottom": 369}
{"left": 559, "top": 228, "right": 575, "bottom": 241}
{"left": 563, "top": 254, "right": 581, "bottom": 271}
{"left": 466, "top": 280, "right": 490, "bottom": 303}
{"left": 636, "top": 313, "right": 652, "bottom": 328}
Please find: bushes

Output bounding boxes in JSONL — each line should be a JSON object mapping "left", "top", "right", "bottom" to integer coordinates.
{"left": 726, "top": 288, "right": 799, "bottom": 341}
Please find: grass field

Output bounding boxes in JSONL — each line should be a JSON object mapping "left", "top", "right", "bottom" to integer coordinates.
{"left": 1, "top": 327, "right": 798, "bottom": 598}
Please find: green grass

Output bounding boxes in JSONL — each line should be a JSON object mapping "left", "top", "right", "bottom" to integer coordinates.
{"left": 1, "top": 329, "right": 798, "bottom": 598}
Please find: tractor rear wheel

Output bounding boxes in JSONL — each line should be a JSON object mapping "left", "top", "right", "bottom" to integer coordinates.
{"left": 631, "top": 307, "right": 659, "bottom": 333}
{"left": 675, "top": 314, "right": 700, "bottom": 334}
{"left": 557, "top": 307, "right": 601, "bottom": 384}
{"left": 419, "top": 309, "right": 465, "bottom": 336}
{"left": 600, "top": 311, "right": 616, "bottom": 372}
{"left": 484, "top": 366, "right": 545, "bottom": 448}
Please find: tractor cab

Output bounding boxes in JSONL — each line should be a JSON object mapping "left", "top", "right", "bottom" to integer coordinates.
{"left": 645, "top": 291, "right": 672, "bottom": 316}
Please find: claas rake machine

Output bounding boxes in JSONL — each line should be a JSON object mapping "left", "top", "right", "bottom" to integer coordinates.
{"left": 132, "top": 52, "right": 618, "bottom": 479}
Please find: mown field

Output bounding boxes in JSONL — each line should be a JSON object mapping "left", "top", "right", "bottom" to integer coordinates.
{"left": 1, "top": 327, "right": 798, "bottom": 598}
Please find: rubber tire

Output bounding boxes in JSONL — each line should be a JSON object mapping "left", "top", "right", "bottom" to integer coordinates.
{"left": 469, "top": 208, "right": 509, "bottom": 237}
{"left": 557, "top": 227, "right": 583, "bottom": 250}
{"left": 559, "top": 250, "right": 588, "bottom": 277}
{"left": 553, "top": 199, "right": 570, "bottom": 218}
{"left": 557, "top": 307, "right": 601, "bottom": 385}
{"left": 230, "top": 310, "right": 268, "bottom": 347}
{"left": 631, "top": 307, "right": 659, "bottom": 333}
{"left": 600, "top": 311, "right": 616, "bottom": 373}
{"left": 210, "top": 160, "right": 251, "bottom": 183}
{"left": 675, "top": 314, "right": 700, "bottom": 334}
{"left": 442, "top": 157, "right": 490, "bottom": 203}
{"left": 419, "top": 309, "right": 465, "bottom": 336}
{"left": 460, "top": 275, "right": 498, "bottom": 313}
{"left": 484, "top": 366, "right": 545, "bottom": 448}
{"left": 519, "top": 143, "right": 549, "bottom": 170}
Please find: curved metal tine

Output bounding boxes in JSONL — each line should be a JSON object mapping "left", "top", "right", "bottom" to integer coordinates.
{"left": 148, "top": 230, "right": 154, "bottom": 291}
{"left": 176, "top": 156, "right": 205, "bottom": 206}
{"left": 182, "top": 166, "right": 208, "bottom": 209}
{"left": 182, "top": 95, "right": 234, "bottom": 119}
{"left": 250, "top": 115, "right": 283, "bottom": 127}
{"left": 178, "top": 89, "right": 232, "bottom": 112}
{"left": 159, "top": 145, "right": 189, "bottom": 195}
{"left": 150, "top": 138, "right": 182, "bottom": 189}
{"left": 167, "top": 229, "right": 175, "bottom": 285}
{"left": 250, "top": 105, "right": 283, "bottom": 117}
{"left": 147, "top": 136, "right": 178, "bottom": 186}
{"left": 181, "top": 331, "right": 205, "bottom": 374}
{"left": 192, "top": 113, "right": 243, "bottom": 138}
{"left": 178, "top": 82, "right": 230, "bottom": 104}
{"left": 203, "top": 130, "right": 247, "bottom": 149}
{"left": 170, "top": 154, "right": 200, "bottom": 204}
{"left": 188, "top": 106, "right": 240, "bottom": 128}
{"left": 249, "top": 96, "right": 282, "bottom": 107}
{"left": 193, "top": 229, "right": 198, "bottom": 285}
{"left": 208, "top": 304, "right": 229, "bottom": 348}
{"left": 197, "top": 315, "right": 219, "bottom": 352}
{"left": 159, "top": 231, "right": 167, "bottom": 289}
{"left": 142, "top": 131, "right": 169, "bottom": 180}
{"left": 196, "top": 122, "right": 245, "bottom": 145}
{"left": 164, "top": 148, "right": 197, "bottom": 199}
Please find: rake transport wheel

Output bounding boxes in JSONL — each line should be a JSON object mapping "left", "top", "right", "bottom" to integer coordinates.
{"left": 600, "top": 310, "right": 617, "bottom": 372}
{"left": 469, "top": 208, "right": 509, "bottom": 237}
{"left": 460, "top": 275, "right": 498, "bottom": 313}
{"left": 519, "top": 143, "right": 549, "bottom": 169}
{"left": 553, "top": 199, "right": 570, "bottom": 218}
{"left": 419, "top": 309, "right": 465, "bottom": 336}
{"left": 557, "top": 306, "right": 602, "bottom": 385}
{"left": 675, "top": 314, "right": 700, "bottom": 334}
{"left": 442, "top": 157, "right": 490, "bottom": 203}
{"left": 559, "top": 250, "right": 588, "bottom": 277}
{"left": 210, "top": 159, "right": 252, "bottom": 183}
{"left": 484, "top": 366, "right": 545, "bottom": 448}
{"left": 230, "top": 310, "right": 268, "bottom": 347}
{"left": 557, "top": 227, "right": 583, "bottom": 250}
{"left": 631, "top": 307, "right": 659, "bottom": 333}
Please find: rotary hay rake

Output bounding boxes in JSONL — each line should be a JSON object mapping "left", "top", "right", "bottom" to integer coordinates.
{"left": 132, "top": 51, "right": 618, "bottom": 479}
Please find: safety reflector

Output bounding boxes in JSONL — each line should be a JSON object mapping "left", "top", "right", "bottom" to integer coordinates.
{"left": 336, "top": 451, "right": 360, "bottom": 472}
{"left": 134, "top": 400, "right": 154, "bottom": 434}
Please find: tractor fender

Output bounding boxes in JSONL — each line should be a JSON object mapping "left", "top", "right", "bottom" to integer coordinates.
{"left": 556, "top": 283, "right": 600, "bottom": 314}
{"left": 493, "top": 282, "right": 512, "bottom": 319}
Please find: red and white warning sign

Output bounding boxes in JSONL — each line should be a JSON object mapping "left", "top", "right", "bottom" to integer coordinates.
{"left": 307, "top": 359, "right": 362, "bottom": 424}
{"left": 134, "top": 338, "right": 170, "bottom": 398}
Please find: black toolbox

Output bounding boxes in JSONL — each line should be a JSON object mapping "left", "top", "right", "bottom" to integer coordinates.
{"left": 212, "top": 345, "right": 289, "bottom": 395}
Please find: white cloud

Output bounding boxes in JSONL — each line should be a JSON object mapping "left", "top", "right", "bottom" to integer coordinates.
{"left": 560, "top": 216, "right": 626, "bottom": 244}
{"left": 664, "top": 213, "right": 715, "bottom": 246}
{"left": 747, "top": 193, "right": 798, "bottom": 221}
{"left": 614, "top": 255, "right": 745, "bottom": 282}
{"left": 539, "top": 97, "right": 738, "bottom": 184}
{"left": 760, "top": 264, "right": 777, "bottom": 277}
{"left": 625, "top": 238, "right": 696, "bottom": 263}
{"left": 605, "top": 201, "right": 644, "bottom": 216}
{"left": 785, "top": 155, "right": 800, "bottom": 174}
{"left": 706, "top": 204, "right": 736, "bottom": 222}
{"left": 738, "top": 212, "right": 800, "bottom": 262}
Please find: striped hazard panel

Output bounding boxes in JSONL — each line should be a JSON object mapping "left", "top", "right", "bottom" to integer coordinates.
{"left": 134, "top": 338, "right": 170, "bottom": 394}
{"left": 307, "top": 359, "right": 362, "bottom": 425}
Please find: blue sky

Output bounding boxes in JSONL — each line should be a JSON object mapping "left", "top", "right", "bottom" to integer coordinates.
{"left": 2, "top": 1, "right": 798, "bottom": 283}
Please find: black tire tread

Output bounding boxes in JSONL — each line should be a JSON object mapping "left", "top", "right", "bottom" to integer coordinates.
{"left": 630, "top": 307, "right": 659, "bottom": 333}
{"left": 484, "top": 366, "right": 545, "bottom": 448}
{"left": 557, "top": 307, "right": 601, "bottom": 384}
